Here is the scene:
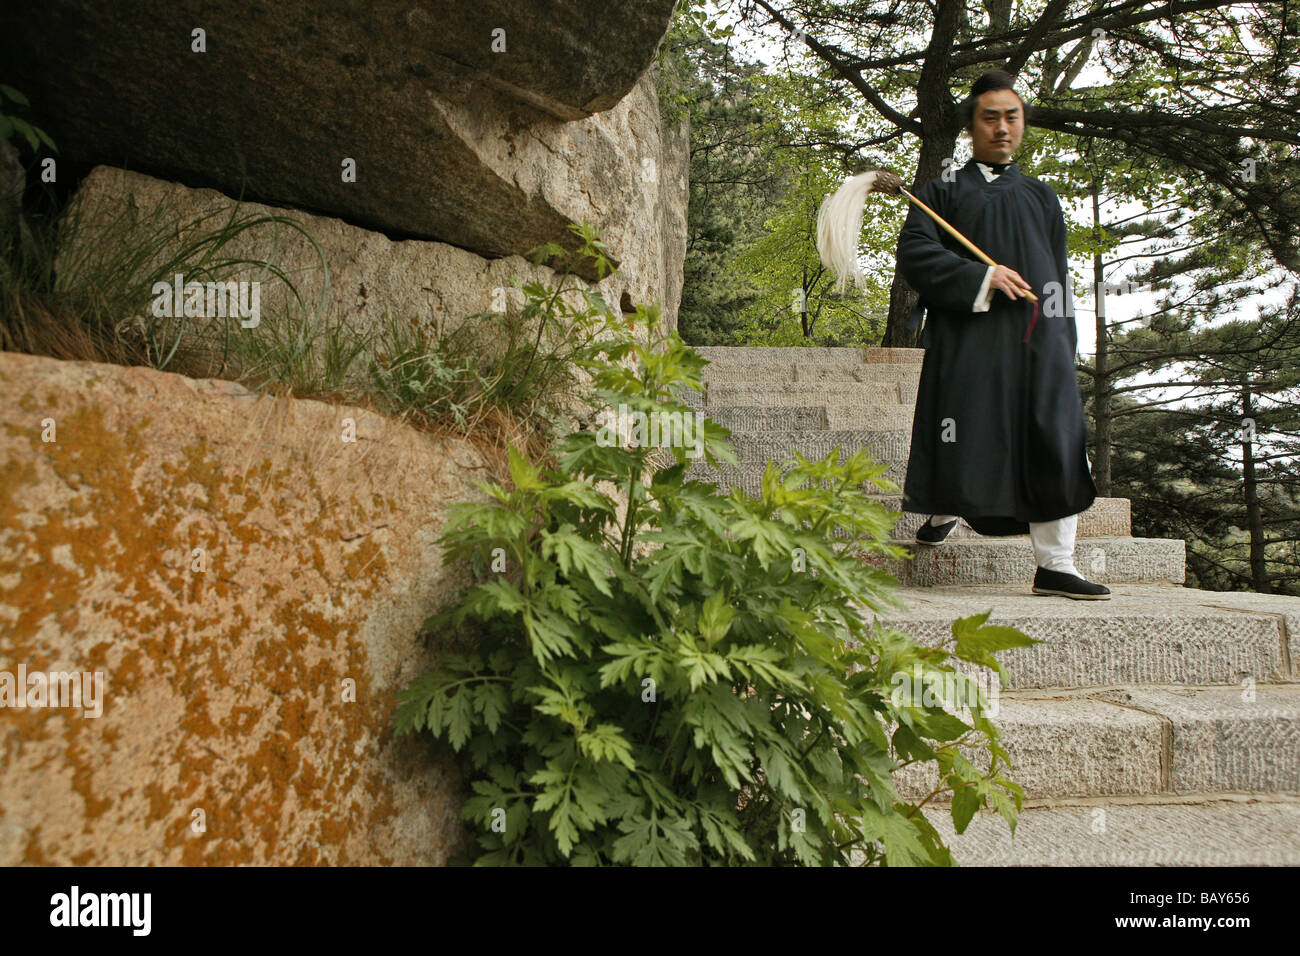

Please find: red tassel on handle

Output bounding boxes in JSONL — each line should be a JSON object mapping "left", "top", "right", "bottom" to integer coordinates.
{"left": 1022, "top": 297, "right": 1039, "bottom": 343}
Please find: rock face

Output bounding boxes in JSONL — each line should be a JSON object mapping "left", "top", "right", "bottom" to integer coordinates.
{"left": 0, "top": 351, "right": 492, "bottom": 864}
{"left": 56, "top": 166, "right": 576, "bottom": 369}
{"left": 0, "top": 0, "right": 685, "bottom": 285}
{"left": 56, "top": 98, "right": 685, "bottom": 357}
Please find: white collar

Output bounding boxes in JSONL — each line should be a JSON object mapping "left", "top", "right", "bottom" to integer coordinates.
{"left": 975, "top": 160, "right": 1015, "bottom": 182}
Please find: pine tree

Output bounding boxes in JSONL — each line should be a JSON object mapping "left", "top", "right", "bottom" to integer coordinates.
{"left": 1105, "top": 296, "right": 1300, "bottom": 593}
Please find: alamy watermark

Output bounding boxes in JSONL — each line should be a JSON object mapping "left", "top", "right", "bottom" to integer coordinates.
{"left": 595, "top": 405, "right": 707, "bottom": 459}
{"left": 151, "top": 273, "right": 261, "bottom": 328}
{"left": 0, "top": 665, "right": 105, "bottom": 718}
{"left": 50, "top": 886, "right": 150, "bottom": 935}
{"left": 889, "top": 662, "right": 1000, "bottom": 718}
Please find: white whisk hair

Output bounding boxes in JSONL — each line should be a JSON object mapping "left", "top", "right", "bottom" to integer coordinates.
{"left": 816, "top": 170, "right": 879, "bottom": 294}
{"left": 816, "top": 169, "right": 904, "bottom": 294}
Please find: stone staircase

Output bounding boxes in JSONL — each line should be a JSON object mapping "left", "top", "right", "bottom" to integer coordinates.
{"left": 682, "top": 346, "right": 1300, "bottom": 866}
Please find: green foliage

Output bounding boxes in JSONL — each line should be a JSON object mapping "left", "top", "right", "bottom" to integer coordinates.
{"left": 699, "top": 0, "right": 1299, "bottom": 346}
{"left": 46, "top": 185, "right": 330, "bottom": 376}
{"left": 363, "top": 223, "right": 619, "bottom": 434}
{"left": 656, "top": 0, "right": 736, "bottom": 126}
{"left": 659, "top": 7, "right": 787, "bottom": 345}
{"left": 729, "top": 158, "right": 891, "bottom": 346}
{"left": 1100, "top": 308, "right": 1300, "bottom": 595}
{"left": 397, "top": 268, "right": 1034, "bottom": 866}
{"left": 1, "top": 177, "right": 333, "bottom": 376}
{"left": 660, "top": 11, "right": 909, "bottom": 347}
{"left": 0, "top": 84, "right": 56, "bottom": 154}
{"left": 725, "top": 66, "right": 903, "bottom": 347}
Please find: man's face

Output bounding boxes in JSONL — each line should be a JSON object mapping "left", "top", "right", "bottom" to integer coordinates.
{"left": 969, "top": 88, "right": 1024, "bottom": 164}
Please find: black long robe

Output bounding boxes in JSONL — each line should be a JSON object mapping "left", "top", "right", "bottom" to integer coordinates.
{"left": 896, "top": 158, "right": 1097, "bottom": 534}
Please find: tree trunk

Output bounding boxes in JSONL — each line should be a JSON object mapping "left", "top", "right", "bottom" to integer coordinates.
{"left": 799, "top": 265, "right": 811, "bottom": 337}
{"left": 882, "top": 128, "right": 961, "bottom": 345}
{"left": 1241, "top": 386, "right": 1270, "bottom": 593}
{"left": 1091, "top": 186, "right": 1112, "bottom": 496}
{"left": 883, "top": 274, "right": 919, "bottom": 347}
{"left": 884, "top": 0, "right": 963, "bottom": 347}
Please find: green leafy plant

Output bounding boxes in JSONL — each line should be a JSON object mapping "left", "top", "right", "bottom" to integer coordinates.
{"left": 363, "top": 222, "right": 621, "bottom": 437}
{"left": 0, "top": 84, "right": 56, "bottom": 154}
{"left": 397, "top": 245, "right": 1038, "bottom": 865}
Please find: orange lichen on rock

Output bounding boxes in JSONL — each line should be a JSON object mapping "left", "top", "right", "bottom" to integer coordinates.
{"left": 0, "top": 352, "right": 485, "bottom": 865}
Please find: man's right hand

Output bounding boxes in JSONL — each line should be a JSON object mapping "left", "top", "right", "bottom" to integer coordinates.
{"left": 989, "top": 264, "right": 1033, "bottom": 300}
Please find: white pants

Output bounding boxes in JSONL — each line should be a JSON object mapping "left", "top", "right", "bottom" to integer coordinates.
{"left": 933, "top": 513, "right": 1080, "bottom": 575}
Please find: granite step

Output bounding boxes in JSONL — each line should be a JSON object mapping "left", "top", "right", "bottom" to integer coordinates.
{"left": 877, "top": 497, "right": 1132, "bottom": 539}
{"left": 688, "top": 350, "right": 1300, "bottom": 867}
{"left": 919, "top": 795, "right": 1300, "bottom": 865}
{"left": 689, "top": 458, "right": 909, "bottom": 494}
{"left": 680, "top": 382, "right": 908, "bottom": 409}
{"left": 700, "top": 363, "right": 924, "bottom": 386}
{"left": 693, "top": 345, "right": 924, "bottom": 367}
{"left": 720, "top": 428, "right": 912, "bottom": 467}
{"left": 866, "top": 584, "right": 1300, "bottom": 689}
{"left": 698, "top": 404, "right": 914, "bottom": 432}
{"left": 892, "top": 685, "right": 1300, "bottom": 802}
{"left": 852, "top": 535, "right": 1186, "bottom": 587}
{"left": 688, "top": 404, "right": 829, "bottom": 432}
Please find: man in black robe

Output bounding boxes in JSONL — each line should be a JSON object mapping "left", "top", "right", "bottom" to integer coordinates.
{"left": 896, "top": 70, "right": 1109, "bottom": 599}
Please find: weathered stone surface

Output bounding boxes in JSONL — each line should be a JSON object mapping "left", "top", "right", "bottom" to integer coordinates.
{"left": 1166, "top": 586, "right": 1300, "bottom": 681}
{"left": 683, "top": 384, "right": 905, "bottom": 409}
{"left": 56, "top": 159, "right": 683, "bottom": 371}
{"left": 406, "top": 62, "right": 688, "bottom": 298}
{"left": 700, "top": 363, "right": 924, "bottom": 385}
{"left": 0, "top": 351, "right": 488, "bottom": 864}
{"left": 895, "top": 685, "right": 1300, "bottom": 802}
{"left": 657, "top": 112, "right": 690, "bottom": 331}
{"left": 693, "top": 346, "right": 925, "bottom": 367}
{"left": 884, "top": 497, "right": 1131, "bottom": 539}
{"left": 824, "top": 405, "right": 917, "bottom": 430}
{"left": 1096, "top": 685, "right": 1300, "bottom": 794}
{"left": 728, "top": 428, "right": 914, "bottom": 466}
{"left": 694, "top": 383, "right": 922, "bottom": 413}
{"left": 0, "top": 1, "right": 683, "bottom": 281}
{"left": 58, "top": 165, "right": 561, "bottom": 369}
{"left": 692, "top": 348, "right": 925, "bottom": 392}
{"left": 699, "top": 405, "right": 831, "bottom": 432}
{"left": 885, "top": 536, "right": 1186, "bottom": 587}
{"left": 893, "top": 695, "right": 1165, "bottom": 802}
{"left": 871, "top": 584, "right": 1297, "bottom": 688}
{"left": 921, "top": 797, "right": 1300, "bottom": 866}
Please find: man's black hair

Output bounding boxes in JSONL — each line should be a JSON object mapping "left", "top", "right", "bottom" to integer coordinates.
{"left": 960, "top": 70, "right": 1031, "bottom": 129}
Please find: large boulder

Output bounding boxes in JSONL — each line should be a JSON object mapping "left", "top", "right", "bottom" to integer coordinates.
{"left": 0, "top": 351, "right": 494, "bottom": 864}
{"left": 55, "top": 74, "right": 687, "bottom": 353}
{"left": 55, "top": 166, "right": 576, "bottom": 374}
{"left": 0, "top": 0, "right": 683, "bottom": 280}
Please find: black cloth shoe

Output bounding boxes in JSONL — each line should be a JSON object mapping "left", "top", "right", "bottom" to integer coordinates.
{"left": 915, "top": 515, "right": 958, "bottom": 545}
{"left": 1032, "top": 566, "right": 1111, "bottom": 600}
